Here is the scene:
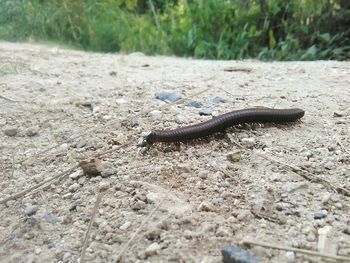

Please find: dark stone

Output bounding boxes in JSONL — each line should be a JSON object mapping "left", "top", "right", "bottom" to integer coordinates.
{"left": 210, "top": 96, "right": 226, "bottom": 104}
{"left": 69, "top": 202, "right": 78, "bottom": 211}
{"left": 43, "top": 213, "right": 61, "bottom": 223}
{"left": 185, "top": 100, "right": 203, "bottom": 108}
{"left": 221, "top": 245, "right": 259, "bottom": 263}
{"left": 45, "top": 240, "right": 55, "bottom": 249}
{"left": 155, "top": 92, "right": 181, "bottom": 102}
{"left": 24, "top": 205, "right": 38, "bottom": 216}
{"left": 199, "top": 109, "right": 213, "bottom": 116}
{"left": 314, "top": 210, "right": 327, "bottom": 220}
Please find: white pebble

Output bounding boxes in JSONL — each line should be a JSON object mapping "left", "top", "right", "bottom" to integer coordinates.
{"left": 119, "top": 221, "right": 131, "bottom": 230}
{"left": 146, "top": 192, "right": 159, "bottom": 204}
{"left": 99, "top": 181, "right": 110, "bottom": 192}
{"left": 149, "top": 110, "right": 163, "bottom": 121}
{"left": 145, "top": 242, "right": 161, "bottom": 256}
{"left": 68, "top": 183, "right": 80, "bottom": 193}
{"left": 241, "top": 137, "right": 256, "bottom": 148}
{"left": 216, "top": 226, "right": 231, "bottom": 237}
{"left": 285, "top": 251, "right": 295, "bottom": 262}
{"left": 69, "top": 170, "right": 83, "bottom": 180}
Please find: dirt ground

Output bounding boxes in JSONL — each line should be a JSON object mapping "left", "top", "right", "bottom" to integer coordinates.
{"left": 0, "top": 41, "right": 349, "bottom": 263}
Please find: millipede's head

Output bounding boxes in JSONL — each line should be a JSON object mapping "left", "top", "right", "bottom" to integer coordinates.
{"left": 145, "top": 131, "right": 157, "bottom": 144}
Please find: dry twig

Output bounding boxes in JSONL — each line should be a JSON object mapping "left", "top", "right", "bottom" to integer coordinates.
{"left": 0, "top": 143, "right": 130, "bottom": 205}
{"left": 0, "top": 164, "right": 79, "bottom": 205}
{"left": 80, "top": 193, "right": 102, "bottom": 263}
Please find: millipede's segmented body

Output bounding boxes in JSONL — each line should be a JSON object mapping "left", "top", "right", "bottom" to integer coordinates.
{"left": 146, "top": 108, "right": 305, "bottom": 143}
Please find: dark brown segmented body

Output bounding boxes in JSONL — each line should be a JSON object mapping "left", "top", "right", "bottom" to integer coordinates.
{"left": 146, "top": 108, "right": 305, "bottom": 143}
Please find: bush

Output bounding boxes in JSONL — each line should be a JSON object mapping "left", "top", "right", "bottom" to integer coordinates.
{"left": 0, "top": 0, "right": 349, "bottom": 60}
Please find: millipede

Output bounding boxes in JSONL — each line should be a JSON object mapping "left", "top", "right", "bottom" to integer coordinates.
{"left": 145, "top": 108, "right": 305, "bottom": 144}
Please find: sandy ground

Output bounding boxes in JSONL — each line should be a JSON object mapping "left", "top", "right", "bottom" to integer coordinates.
{"left": 0, "top": 41, "right": 349, "bottom": 263}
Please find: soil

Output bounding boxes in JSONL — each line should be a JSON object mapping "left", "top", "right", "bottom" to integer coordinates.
{"left": 0, "top": 41, "right": 349, "bottom": 263}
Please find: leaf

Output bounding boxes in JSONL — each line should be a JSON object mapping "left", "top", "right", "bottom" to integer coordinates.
{"left": 319, "top": 33, "right": 330, "bottom": 42}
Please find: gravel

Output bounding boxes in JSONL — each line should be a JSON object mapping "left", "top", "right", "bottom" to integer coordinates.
{"left": 1, "top": 42, "right": 349, "bottom": 263}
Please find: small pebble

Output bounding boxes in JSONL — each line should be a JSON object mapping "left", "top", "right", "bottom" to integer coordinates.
{"left": 198, "top": 170, "right": 209, "bottom": 179}
{"left": 119, "top": 221, "right": 131, "bottom": 230}
{"left": 25, "top": 126, "right": 39, "bottom": 137}
{"left": 62, "top": 192, "right": 72, "bottom": 199}
{"left": 35, "top": 247, "right": 41, "bottom": 255}
{"left": 343, "top": 226, "right": 350, "bottom": 235}
{"left": 99, "top": 181, "right": 110, "bottom": 192}
{"left": 334, "top": 202, "right": 343, "bottom": 209}
{"left": 306, "top": 232, "right": 316, "bottom": 242}
{"left": 237, "top": 210, "right": 251, "bottom": 221}
{"left": 314, "top": 210, "right": 327, "bottom": 220}
{"left": 146, "top": 192, "right": 159, "bottom": 204}
{"left": 285, "top": 251, "right": 296, "bottom": 262}
{"left": 133, "top": 200, "right": 146, "bottom": 210}
{"left": 62, "top": 252, "right": 71, "bottom": 262}
{"left": 210, "top": 96, "right": 226, "bottom": 104}
{"left": 226, "top": 151, "right": 241, "bottom": 162}
{"left": 4, "top": 125, "right": 18, "bottom": 136}
{"left": 69, "top": 202, "right": 78, "bottom": 211}
{"left": 185, "top": 100, "right": 203, "bottom": 108}
{"left": 43, "top": 213, "right": 61, "bottom": 223}
{"left": 216, "top": 226, "right": 231, "bottom": 237}
{"left": 69, "top": 170, "right": 83, "bottom": 180}
{"left": 25, "top": 205, "right": 38, "bottom": 216}
{"left": 46, "top": 240, "right": 55, "bottom": 249}
{"left": 241, "top": 137, "right": 256, "bottom": 148}
{"left": 68, "top": 183, "right": 80, "bottom": 193}
{"left": 57, "top": 143, "right": 69, "bottom": 152}
{"left": 199, "top": 109, "right": 213, "bottom": 116}
{"left": 79, "top": 158, "right": 102, "bottom": 176}
{"left": 149, "top": 110, "right": 163, "bottom": 121}
{"left": 198, "top": 201, "right": 215, "bottom": 212}
{"left": 155, "top": 91, "right": 181, "bottom": 102}
{"left": 145, "top": 242, "right": 161, "bottom": 257}
{"left": 221, "top": 245, "right": 258, "bottom": 263}
{"left": 176, "top": 114, "right": 188, "bottom": 124}
{"left": 33, "top": 174, "right": 44, "bottom": 183}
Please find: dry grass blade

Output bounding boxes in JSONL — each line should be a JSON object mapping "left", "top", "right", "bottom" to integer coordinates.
{"left": 0, "top": 95, "right": 17, "bottom": 102}
{"left": 80, "top": 193, "right": 102, "bottom": 263}
{"left": 337, "top": 138, "right": 350, "bottom": 155}
{"left": 0, "top": 143, "right": 131, "bottom": 205}
{"left": 242, "top": 239, "right": 350, "bottom": 261}
{"left": 0, "top": 164, "right": 79, "bottom": 205}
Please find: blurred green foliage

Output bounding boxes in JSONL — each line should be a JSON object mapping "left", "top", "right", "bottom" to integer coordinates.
{"left": 0, "top": 0, "right": 349, "bottom": 60}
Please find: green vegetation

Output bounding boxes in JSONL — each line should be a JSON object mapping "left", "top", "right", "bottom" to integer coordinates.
{"left": 0, "top": 0, "right": 349, "bottom": 60}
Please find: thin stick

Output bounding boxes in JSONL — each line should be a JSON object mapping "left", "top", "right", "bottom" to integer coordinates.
{"left": 0, "top": 164, "right": 79, "bottom": 205}
{"left": 337, "top": 138, "right": 350, "bottom": 155}
{"left": 0, "top": 143, "right": 131, "bottom": 205}
{"left": 80, "top": 193, "right": 102, "bottom": 263}
{"left": 242, "top": 239, "right": 350, "bottom": 261}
